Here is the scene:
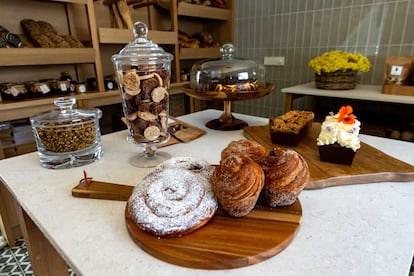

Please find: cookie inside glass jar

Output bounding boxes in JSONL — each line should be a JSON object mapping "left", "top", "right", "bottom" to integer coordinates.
{"left": 118, "top": 67, "right": 170, "bottom": 144}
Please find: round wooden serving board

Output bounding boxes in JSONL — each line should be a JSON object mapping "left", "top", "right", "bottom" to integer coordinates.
{"left": 125, "top": 200, "right": 302, "bottom": 269}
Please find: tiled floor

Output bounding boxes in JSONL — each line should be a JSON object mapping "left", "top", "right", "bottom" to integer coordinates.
{"left": 0, "top": 239, "right": 76, "bottom": 276}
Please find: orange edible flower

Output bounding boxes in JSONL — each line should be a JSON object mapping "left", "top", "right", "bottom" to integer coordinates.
{"left": 338, "top": 105, "right": 356, "bottom": 124}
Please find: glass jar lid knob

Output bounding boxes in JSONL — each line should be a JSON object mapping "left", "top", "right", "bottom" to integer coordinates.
{"left": 133, "top": 22, "right": 148, "bottom": 42}
{"left": 220, "top": 43, "right": 235, "bottom": 59}
{"left": 54, "top": 97, "right": 76, "bottom": 116}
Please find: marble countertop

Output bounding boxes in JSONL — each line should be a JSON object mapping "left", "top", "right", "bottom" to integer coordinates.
{"left": 1, "top": 109, "right": 413, "bottom": 276}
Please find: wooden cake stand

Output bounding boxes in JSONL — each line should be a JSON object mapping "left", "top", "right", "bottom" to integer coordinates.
{"left": 182, "top": 83, "right": 275, "bottom": 130}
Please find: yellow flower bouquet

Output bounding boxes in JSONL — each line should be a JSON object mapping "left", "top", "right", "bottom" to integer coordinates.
{"left": 308, "top": 50, "right": 371, "bottom": 90}
{"left": 309, "top": 50, "right": 371, "bottom": 75}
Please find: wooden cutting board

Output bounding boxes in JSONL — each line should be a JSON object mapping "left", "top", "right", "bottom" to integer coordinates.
{"left": 243, "top": 123, "right": 414, "bottom": 189}
{"left": 72, "top": 180, "right": 302, "bottom": 269}
{"left": 125, "top": 200, "right": 302, "bottom": 269}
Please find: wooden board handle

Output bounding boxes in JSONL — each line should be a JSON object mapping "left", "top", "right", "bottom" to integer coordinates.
{"left": 72, "top": 179, "right": 133, "bottom": 201}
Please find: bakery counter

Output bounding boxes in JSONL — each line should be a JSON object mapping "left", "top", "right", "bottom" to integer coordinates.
{"left": 0, "top": 109, "right": 414, "bottom": 275}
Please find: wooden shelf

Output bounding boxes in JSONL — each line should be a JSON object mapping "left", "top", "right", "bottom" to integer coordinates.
{"left": 98, "top": 29, "right": 221, "bottom": 60}
{"left": 48, "top": 0, "right": 88, "bottom": 4}
{"left": 0, "top": 48, "right": 96, "bottom": 66}
{"left": 178, "top": 2, "right": 231, "bottom": 20}
{"left": 0, "top": 84, "right": 192, "bottom": 121}
{"left": 0, "top": 91, "right": 121, "bottom": 121}
{"left": 158, "top": 1, "right": 231, "bottom": 20}
{"left": 98, "top": 28, "right": 177, "bottom": 45}
{"left": 180, "top": 48, "right": 220, "bottom": 60}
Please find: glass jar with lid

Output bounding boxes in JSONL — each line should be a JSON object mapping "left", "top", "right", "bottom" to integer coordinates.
{"left": 30, "top": 97, "right": 103, "bottom": 169}
{"left": 112, "top": 22, "right": 173, "bottom": 167}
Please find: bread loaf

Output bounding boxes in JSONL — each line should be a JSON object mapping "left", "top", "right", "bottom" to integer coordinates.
{"left": 117, "top": 0, "right": 134, "bottom": 29}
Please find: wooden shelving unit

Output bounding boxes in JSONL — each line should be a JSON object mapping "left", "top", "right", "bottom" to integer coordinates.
{"left": 180, "top": 48, "right": 221, "bottom": 60}
{"left": 178, "top": 2, "right": 231, "bottom": 19}
{"left": 0, "top": 48, "right": 97, "bottom": 66}
{"left": 98, "top": 28, "right": 178, "bottom": 44}
{"left": 0, "top": 0, "right": 106, "bottom": 121}
{"left": 97, "top": 0, "right": 233, "bottom": 82}
{"left": 0, "top": 0, "right": 234, "bottom": 121}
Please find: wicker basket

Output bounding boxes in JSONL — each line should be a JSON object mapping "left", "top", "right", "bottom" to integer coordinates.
{"left": 315, "top": 70, "right": 357, "bottom": 90}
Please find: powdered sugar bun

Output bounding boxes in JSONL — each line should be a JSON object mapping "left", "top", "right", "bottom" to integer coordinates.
{"left": 127, "top": 167, "right": 218, "bottom": 237}
{"left": 155, "top": 156, "right": 214, "bottom": 180}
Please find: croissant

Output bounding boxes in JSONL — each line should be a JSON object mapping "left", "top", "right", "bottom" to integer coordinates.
{"left": 221, "top": 139, "right": 267, "bottom": 163}
{"left": 211, "top": 154, "right": 264, "bottom": 217}
{"left": 260, "top": 145, "right": 309, "bottom": 207}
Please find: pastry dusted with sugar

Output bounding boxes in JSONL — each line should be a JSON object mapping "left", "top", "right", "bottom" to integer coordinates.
{"left": 220, "top": 139, "right": 267, "bottom": 163}
{"left": 155, "top": 156, "right": 215, "bottom": 180}
{"left": 260, "top": 145, "right": 309, "bottom": 207}
{"left": 211, "top": 154, "right": 265, "bottom": 217}
{"left": 127, "top": 158, "right": 218, "bottom": 238}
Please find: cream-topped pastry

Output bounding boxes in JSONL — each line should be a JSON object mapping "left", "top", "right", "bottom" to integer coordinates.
{"left": 317, "top": 105, "right": 361, "bottom": 165}
{"left": 317, "top": 107, "right": 361, "bottom": 151}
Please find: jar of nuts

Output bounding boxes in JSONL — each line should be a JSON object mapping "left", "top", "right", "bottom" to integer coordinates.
{"left": 112, "top": 22, "right": 173, "bottom": 167}
{"left": 30, "top": 97, "right": 103, "bottom": 169}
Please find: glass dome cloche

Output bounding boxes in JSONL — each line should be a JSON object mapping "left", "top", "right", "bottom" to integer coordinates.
{"left": 183, "top": 43, "right": 274, "bottom": 130}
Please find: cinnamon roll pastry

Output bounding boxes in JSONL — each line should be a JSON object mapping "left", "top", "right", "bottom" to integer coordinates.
{"left": 211, "top": 154, "right": 265, "bottom": 217}
{"left": 260, "top": 145, "right": 309, "bottom": 207}
{"left": 221, "top": 139, "right": 267, "bottom": 163}
{"left": 127, "top": 167, "right": 218, "bottom": 237}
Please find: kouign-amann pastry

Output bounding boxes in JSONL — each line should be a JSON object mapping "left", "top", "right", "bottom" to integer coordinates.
{"left": 260, "top": 145, "right": 309, "bottom": 207}
{"left": 211, "top": 154, "right": 265, "bottom": 217}
{"left": 127, "top": 159, "right": 218, "bottom": 237}
{"left": 317, "top": 105, "right": 361, "bottom": 165}
{"left": 220, "top": 139, "right": 266, "bottom": 163}
{"left": 270, "top": 110, "right": 314, "bottom": 146}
